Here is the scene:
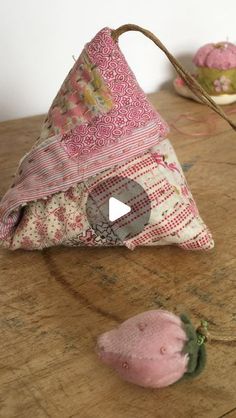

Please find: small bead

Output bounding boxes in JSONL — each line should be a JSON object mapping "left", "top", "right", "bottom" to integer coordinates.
{"left": 122, "top": 361, "right": 129, "bottom": 369}
{"left": 160, "top": 346, "right": 166, "bottom": 354}
{"left": 137, "top": 322, "right": 147, "bottom": 331}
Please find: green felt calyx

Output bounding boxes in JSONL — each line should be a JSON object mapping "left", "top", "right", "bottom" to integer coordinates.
{"left": 180, "top": 314, "right": 207, "bottom": 380}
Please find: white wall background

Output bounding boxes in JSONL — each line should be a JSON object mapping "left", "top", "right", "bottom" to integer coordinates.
{"left": 0, "top": 0, "right": 235, "bottom": 122}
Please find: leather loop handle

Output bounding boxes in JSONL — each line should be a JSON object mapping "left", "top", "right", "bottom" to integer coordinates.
{"left": 111, "top": 24, "right": 236, "bottom": 132}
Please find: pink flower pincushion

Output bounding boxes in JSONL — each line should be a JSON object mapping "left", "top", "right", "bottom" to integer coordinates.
{"left": 193, "top": 42, "right": 236, "bottom": 96}
{"left": 193, "top": 42, "right": 236, "bottom": 70}
{"left": 96, "top": 310, "right": 206, "bottom": 388}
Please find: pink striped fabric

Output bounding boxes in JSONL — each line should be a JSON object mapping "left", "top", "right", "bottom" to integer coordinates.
{"left": 0, "top": 122, "right": 165, "bottom": 239}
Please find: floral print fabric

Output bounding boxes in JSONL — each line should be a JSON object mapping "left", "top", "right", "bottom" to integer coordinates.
{"left": 35, "top": 50, "right": 113, "bottom": 146}
{"left": 9, "top": 139, "right": 213, "bottom": 251}
{"left": 60, "top": 27, "right": 168, "bottom": 158}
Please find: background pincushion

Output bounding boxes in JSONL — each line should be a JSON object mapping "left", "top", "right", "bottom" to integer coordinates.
{"left": 193, "top": 42, "right": 236, "bottom": 69}
{"left": 193, "top": 42, "right": 236, "bottom": 95}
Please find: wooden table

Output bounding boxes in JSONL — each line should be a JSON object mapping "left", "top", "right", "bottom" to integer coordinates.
{"left": 0, "top": 89, "right": 236, "bottom": 418}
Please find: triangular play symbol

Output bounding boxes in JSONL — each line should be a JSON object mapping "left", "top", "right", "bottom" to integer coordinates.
{"left": 108, "top": 197, "right": 131, "bottom": 222}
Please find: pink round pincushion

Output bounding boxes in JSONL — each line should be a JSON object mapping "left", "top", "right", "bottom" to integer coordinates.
{"left": 193, "top": 42, "right": 236, "bottom": 95}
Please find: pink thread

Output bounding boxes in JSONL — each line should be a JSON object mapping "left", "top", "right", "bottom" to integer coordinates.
{"left": 171, "top": 108, "right": 236, "bottom": 137}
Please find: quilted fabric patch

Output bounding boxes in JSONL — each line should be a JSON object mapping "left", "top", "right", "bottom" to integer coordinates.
{"left": 36, "top": 50, "right": 114, "bottom": 145}
{"left": 59, "top": 28, "right": 168, "bottom": 158}
{"left": 9, "top": 139, "right": 213, "bottom": 251}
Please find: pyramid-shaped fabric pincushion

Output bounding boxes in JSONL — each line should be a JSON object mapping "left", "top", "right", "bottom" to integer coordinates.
{"left": 0, "top": 27, "right": 213, "bottom": 250}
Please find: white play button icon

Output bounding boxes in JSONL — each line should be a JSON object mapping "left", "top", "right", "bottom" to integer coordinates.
{"left": 86, "top": 175, "right": 151, "bottom": 243}
{"left": 108, "top": 197, "right": 131, "bottom": 222}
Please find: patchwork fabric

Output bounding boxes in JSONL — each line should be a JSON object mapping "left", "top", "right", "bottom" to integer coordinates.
{"left": 8, "top": 139, "right": 213, "bottom": 251}
{"left": 60, "top": 28, "right": 168, "bottom": 158}
{"left": 0, "top": 27, "right": 213, "bottom": 251}
{"left": 35, "top": 50, "right": 114, "bottom": 145}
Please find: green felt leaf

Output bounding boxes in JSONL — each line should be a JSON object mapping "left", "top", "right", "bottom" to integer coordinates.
{"left": 178, "top": 313, "right": 207, "bottom": 381}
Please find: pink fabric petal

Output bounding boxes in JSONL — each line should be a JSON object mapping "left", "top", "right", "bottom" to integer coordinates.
{"left": 193, "top": 42, "right": 236, "bottom": 69}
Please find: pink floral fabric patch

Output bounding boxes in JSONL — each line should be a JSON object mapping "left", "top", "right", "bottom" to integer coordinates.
{"left": 9, "top": 139, "right": 213, "bottom": 251}
{"left": 36, "top": 50, "right": 114, "bottom": 145}
{"left": 60, "top": 28, "right": 169, "bottom": 158}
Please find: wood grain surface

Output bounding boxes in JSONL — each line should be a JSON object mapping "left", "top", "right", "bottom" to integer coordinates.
{"left": 0, "top": 89, "right": 236, "bottom": 418}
